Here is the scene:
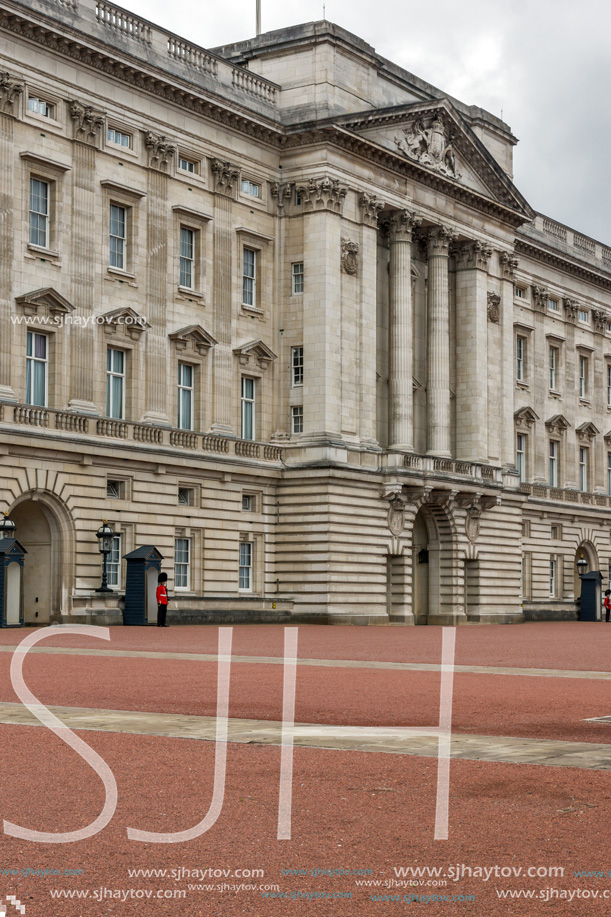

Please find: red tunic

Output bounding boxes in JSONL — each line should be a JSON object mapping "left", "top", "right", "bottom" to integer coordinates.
{"left": 156, "top": 584, "right": 168, "bottom": 605}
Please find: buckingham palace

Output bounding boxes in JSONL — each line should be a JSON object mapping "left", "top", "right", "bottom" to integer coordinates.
{"left": 0, "top": 0, "right": 610, "bottom": 625}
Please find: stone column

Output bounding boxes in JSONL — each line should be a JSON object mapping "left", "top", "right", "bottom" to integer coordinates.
{"left": 209, "top": 160, "right": 239, "bottom": 435}
{"left": 387, "top": 209, "right": 421, "bottom": 451}
{"left": 69, "top": 101, "right": 105, "bottom": 414}
{"left": 454, "top": 240, "right": 492, "bottom": 462}
{"left": 499, "top": 252, "right": 519, "bottom": 468}
{"left": 142, "top": 135, "right": 176, "bottom": 426}
{"left": 356, "top": 194, "right": 384, "bottom": 446}
{"left": 426, "top": 226, "right": 456, "bottom": 457}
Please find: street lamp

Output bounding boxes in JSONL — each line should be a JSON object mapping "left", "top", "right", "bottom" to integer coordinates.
{"left": 577, "top": 554, "right": 588, "bottom": 577}
{"left": 0, "top": 511, "right": 16, "bottom": 539}
{"left": 95, "top": 520, "right": 114, "bottom": 593}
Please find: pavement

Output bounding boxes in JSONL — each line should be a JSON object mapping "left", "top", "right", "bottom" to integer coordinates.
{"left": 0, "top": 621, "right": 610, "bottom": 916}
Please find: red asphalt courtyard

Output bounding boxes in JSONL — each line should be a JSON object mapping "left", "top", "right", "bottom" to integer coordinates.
{"left": 0, "top": 620, "right": 610, "bottom": 916}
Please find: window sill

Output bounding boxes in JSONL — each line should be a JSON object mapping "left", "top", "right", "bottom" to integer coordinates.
{"left": 516, "top": 381, "right": 530, "bottom": 390}
{"left": 548, "top": 390, "right": 562, "bottom": 397}
{"left": 106, "top": 266, "right": 137, "bottom": 286}
{"left": 241, "top": 304, "right": 264, "bottom": 316}
{"left": 26, "top": 243, "right": 60, "bottom": 262}
{"left": 579, "top": 398, "right": 592, "bottom": 407}
{"left": 177, "top": 286, "right": 204, "bottom": 300}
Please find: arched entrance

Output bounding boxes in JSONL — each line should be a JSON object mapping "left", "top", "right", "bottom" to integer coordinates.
{"left": 10, "top": 493, "right": 73, "bottom": 624}
{"left": 411, "top": 507, "right": 443, "bottom": 624}
{"left": 574, "top": 541, "right": 599, "bottom": 600}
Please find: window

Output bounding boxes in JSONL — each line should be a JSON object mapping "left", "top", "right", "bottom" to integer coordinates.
{"left": 109, "top": 204, "right": 126, "bottom": 269}
{"left": 549, "top": 440, "right": 558, "bottom": 487}
{"left": 548, "top": 297, "right": 559, "bottom": 312}
{"left": 522, "top": 520, "right": 531, "bottom": 538}
{"left": 291, "top": 262, "right": 304, "bottom": 294}
{"left": 26, "top": 331, "right": 48, "bottom": 406}
{"left": 106, "top": 480, "right": 125, "bottom": 500}
{"left": 29, "top": 178, "right": 49, "bottom": 248}
{"left": 608, "top": 452, "right": 611, "bottom": 495}
{"left": 549, "top": 346, "right": 558, "bottom": 390}
{"left": 242, "top": 494, "right": 254, "bottom": 511}
{"left": 514, "top": 286, "right": 525, "bottom": 299}
{"left": 516, "top": 433, "right": 526, "bottom": 482}
{"left": 107, "top": 128, "right": 130, "bottom": 148}
{"left": 241, "top": 377, "right": 255, "bottom": 440}
{"left": 578, "top": 309, "right": 589, "bottom": 323}
{"left": 550, "top": 524, "right": 560, "bottom": 541}
{"left": 607, "top": 365, "right": 611, "bottom": 407}
{"left": 107, "top": 534, "right": 122, "bottom": 589}
{"left": 177, "top": 363, "right": 194, "bottom": 431}
{"left": 516, "top": 336, "right": 526, "bottom": 382}
{"left": 106, "top": 348, "right": 125, "bottom": 419}
{"left": 291, "top": 405, "right": 304, "bottom": 435}
{"left": 521, "top": 552, "right": 532, "bottom": 600}
{"left": 579, "top": 355, "right": 589, "bottom": 399}
{"left": 178, "top": 157, "right": 196, "bottom": 173}
{"left": 579, "top": 446, "right": 589, "bottom": 492}
{"left": 239, "top": 541, "right": 253, "bottom": 591}
{"left": 241, "top": 179, "right": 260, "bottom": 197}
{"left": 178, "top": 487, "right": 194, "bottom": 506}
{"left": 179, "top": 227, "right": 195, "bottom": 289}
{"left": 550, "top": 559, "right": 557, "bottom": 598}
{"left": 28, "top": 97, "right": 53, "bottom": 118}
{"left": 242, "top": 248, "right": 256, "bottom": 306}
{"left": 292, "top": 346, "right": 304, "bottom": 387}
{"left": 174, "top": 537, "right": 191, "bottom": 590}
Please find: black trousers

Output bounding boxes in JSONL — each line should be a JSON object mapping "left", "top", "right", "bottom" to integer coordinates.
{"left": 157, "top": 603, "right": 167, "bottom": 626}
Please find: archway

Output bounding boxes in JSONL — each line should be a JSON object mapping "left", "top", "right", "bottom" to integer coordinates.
{"left": 574, "top": 541, "right": 599, "bottom": 600}
{"left": 411, "top": 507, "right": 441, "bottom": 624}
{"left": 10, "top": 493, "right": 74, "bottom": 624}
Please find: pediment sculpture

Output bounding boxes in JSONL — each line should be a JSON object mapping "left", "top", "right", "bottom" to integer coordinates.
{"left": 394, "top": 111, "right": 461, "bottom": 179}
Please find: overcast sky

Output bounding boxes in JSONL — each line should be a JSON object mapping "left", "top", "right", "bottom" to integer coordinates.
{"left": 124, "top": 0, "right": 610, "bottom": 243}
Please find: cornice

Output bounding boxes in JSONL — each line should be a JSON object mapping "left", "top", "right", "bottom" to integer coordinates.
{"left": 0, "top": 1, "right": 284, "bottom": 146}
{"left": 515, "top": 237, "right": 611, "bottom": 294}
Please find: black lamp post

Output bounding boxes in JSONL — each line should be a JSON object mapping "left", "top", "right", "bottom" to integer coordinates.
{"left": 577, "top": 554, "right": 588, "bottom": 577}
{"left": 95, "top": 520, "right": 114, "bottom": 593}
{"left": 0, "top": 511, "right": 16, "bottom": 539}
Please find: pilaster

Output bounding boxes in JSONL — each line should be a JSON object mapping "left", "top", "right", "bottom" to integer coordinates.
{"left": 426, "top": 225, "right": 456, "bottom": 457}
{"left": 210, "top": 176, "right": 236, "bottom": 436}
{"left": 0, "top": 112, "right": 16, "bottom": 402}
{"left": 499, "top": 252, "right": 519, "bottom": 468}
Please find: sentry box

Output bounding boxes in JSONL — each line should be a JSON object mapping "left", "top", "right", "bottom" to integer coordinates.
{"left": 0, "top": 538, "right": 27, "bottom": 628}
{"left": 122, "top": 545, "right": 164, "bottom": 625}
{"left": 579, "top": 570, "right": 603, "bottom": 622}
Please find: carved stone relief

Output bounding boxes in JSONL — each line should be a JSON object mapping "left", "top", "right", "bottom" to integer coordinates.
{"left": 487, "top": 291, "right": 501, "bottom": 323}
{"left": 394, "top": 111, "right": 461, "bottom": 179}
{"left": 341, "top": 238, "right": 359, "bottom": 275}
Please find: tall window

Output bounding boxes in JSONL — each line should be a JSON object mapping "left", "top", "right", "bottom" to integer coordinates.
{"left": 579, "top": 446, "right": 588, "bottom": 492}
{"left": 292, "top": 346, "right": 304, "bottom": 387}
{"left": 174, "top": 537, "right": 191, "bottom": 590}
{"left": 29, "top": 178, "right": 49, "bottom": 248}
{"left": 26, "top": 331, "right": 48, "bottom": 406}
{"left": 241, "top": 377, "right": 255, "bottom": 440}
{"left": 607, "top": 365, "right": 611, "bottom": 407}
{"left": 179, "top": 227, "right": 195, "bottom": 288}
{"left": 549, "top": 346, "right": 558, "bottom": 390}
{"left": 516, "top": 433, "right": 526, "bottom": 482}
{"left": 607, "top": 453, "right": 611, "bottom": 495}
{"left": 549, "top": 440, "right": 558, "bottom": 487}
{"left": 107, "top": 534, "right": 122, "bottom": 588}
{"left": 106, "top": 348, "right": 125, "bottom": 419}
{"left": 516, "top": 336, "right": 525, "bottom": 382}
{"left": 177, "top": 363, "right": 194, "bottom": 430}
{"left": 549, "top": 559, "right": 556, "bottom": 598}
{"left": 291, "top": 262, "right": 304, "bottom": 294}
{"left": 109, "top": 204, "right": 126, "bottom": 269}
{"left": 579, "top": 355, "right": 589, "bottom": 398}
{"left": 239, "top": 541, "right": 253, "bottom": 591}
{"left": 291, "top": 405, "right": 304, "bottom": 435}
{"left": 242, "top": 248, "right": 256, "bottom": 306}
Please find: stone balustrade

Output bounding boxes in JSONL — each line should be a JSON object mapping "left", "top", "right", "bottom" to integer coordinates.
{"left": 520, "top": 482, "right": 611, "bottom": 507}
{"left": 394, "top": 452, "right": 503, "bottom": 483}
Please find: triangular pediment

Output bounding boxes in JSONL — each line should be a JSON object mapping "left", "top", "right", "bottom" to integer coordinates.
{"left": 233, "top": 340, "right": 277, "bottom": 367}
{"left": 576, "top": 421, "right": 600, "bottom": 440}
{"left": 335, "top": 100, "right": 533, "bottom": 218}
{"left": 169, "top": 324, "right": 217, "bottom": 354}
{"left": 514, "top": 406, "right": 539, "bottom": 426}
{"left": 546, "top": 414, "right": 570, "bottom": 432}
{"left": 15, "top": 287, "right": 74, "bottom": 316}
{"left": 101, "top": 307, "right": 149, "bottom": 338}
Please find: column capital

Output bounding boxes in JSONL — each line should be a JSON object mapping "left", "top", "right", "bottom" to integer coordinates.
{"left": 454, "top": 238, "right": 493, "bottom": 270}
{"left": 295, "top": 175, "right": 348, "bottom": 213}
{"left": 385, "top": 208, "right": 422, "bottom": 242}
{"left": 499, "top": 250, "right": 519, "bottom": 280}
{"left": 427, "top": 224, "right": 458, "bottom": 256}
{"left": 358, "top": 192, "right": 385, "bottom": 226}
{"left": 70, "top": 100, "right": 105, "bottom": 147}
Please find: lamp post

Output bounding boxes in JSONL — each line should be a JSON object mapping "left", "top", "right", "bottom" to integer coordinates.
{"left": 577, "top": 554, "right": 588, "bottom": 577}
{"left": 95, "top": 520, "right": 114, "bottom": 593}
{"left": 0, "top": 511, "right": 16, "bottom": 539}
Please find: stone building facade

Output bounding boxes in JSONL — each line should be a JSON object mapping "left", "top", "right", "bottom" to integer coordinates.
{"left": 1, "top": 0, "right": 610, "bottom": 625}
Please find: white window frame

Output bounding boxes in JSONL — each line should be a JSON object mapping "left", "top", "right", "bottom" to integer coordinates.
{"left": 549, "top": 440, "right": 558, "bottom": 487}
{"left": 291, "top": 346, "right": 304, "bottom": 387}
{"left": 547, "top": 297, "right": 559, "bottom": 312}
{"left": 514, "top": 286, "right": 525, "bottom": 299}
{"left": 607, "top": 365, "right": 611, "bottom": 407}
{"left": 516, "top": 336, "right": 526, "bottom": 382}
{"left": 241, "top": 376, "right": 255, "bottom": 441}
{"left": 28, "top": 97, "right": 54, "bottom": 118}
{"left": 179, "top": 226, "right": 195, "bottom": 289}
{"left": 291, "top": 262, "right": 304, "bottom": 295}
{"left": 241, "top": 179, "right": 260, "bottom": 198}
{"left": 239, "top": 541, "right": 253, "bottom": 592}
{"left": 549, "top": 558, "right": 556, "bottom": 598}
{"left": 579, "top": 355, "right": 589, "bottom": 399}
{"left": 109, "top": 203, "right": 126, "bottom": 270}
{"left": 29, "top": 177, "right": 49, "bottom": 248}
{"left": 107, "top": 127, "right": 131, "bottom": 148}
{"left": 174, "top": 537, "right": 191, "bottom": 590}
{"left": 242, "top": 248, "right": 256, "bottom": 307}
{"left": 549, "top": 346, "right": 558, "bottom": 391}
{"left": 26, "top": 330, "right": 48, "bottom": 407}
{"left": 579, "top": 446, "right": 589, "bottom": 492}
{"left": 177, "top": 362, "right": 194, "bottom": 431}
{"left": 107, "top": 533, "right": 122, "bottom": 589}
{"left": 291, "top": 405, "right": 304, "bottom": 435}
{"left": 578, "top": 308, "right": 589, "bottom": 323}
{"left": 516, "top": 433, "right": 526, "bottom": 482}
{"left": 106, "top": 347, "right": 125, "bottom": 419}
{"left": 178, "top": 156, "right": 196, "bottom": 173}
{"left": 607, "top": 452, "right": 611, "bottom": 496}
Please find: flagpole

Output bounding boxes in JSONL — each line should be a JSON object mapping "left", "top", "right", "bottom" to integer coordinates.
{"left": 256, "top": 0, "right": 261, "bottom": 35}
